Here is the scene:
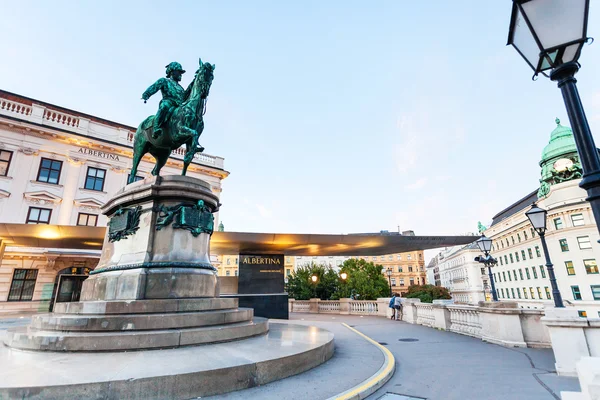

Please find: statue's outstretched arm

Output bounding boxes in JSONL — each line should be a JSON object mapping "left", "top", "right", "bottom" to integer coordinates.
{"left": 142, "top": 78, "right": 166, "bottom": 101}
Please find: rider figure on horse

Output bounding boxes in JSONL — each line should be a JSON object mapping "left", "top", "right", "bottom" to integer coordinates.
{"left": 142, "top": 62, "right": 192, "bottom": 139}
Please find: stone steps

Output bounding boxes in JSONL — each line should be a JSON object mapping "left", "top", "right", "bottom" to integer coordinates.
{"left": 4, "top": 317, "right": 269, "bottom": 351}
{"left": 29, "top": 308, "right": 253, "bottom": 332}
{"left": 52, "top": 297, "right": 238, "bottom": 315}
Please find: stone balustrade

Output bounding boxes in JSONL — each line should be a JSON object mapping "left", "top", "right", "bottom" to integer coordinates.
{"left": 415, "top": 303, "right": 435, "bottom": 327}
{"left": 447, "top": 305, "right": 482, "bottom": 338}
{"left": 289, "top": 298, "right": 382, "bottom": 316}
{"left": 0, "top": 95, "right": 225, "bottom": 169}
{"left": 289, "top": 297, "right": 551, "bottom": 350}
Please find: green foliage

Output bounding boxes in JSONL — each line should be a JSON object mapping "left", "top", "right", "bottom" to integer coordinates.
{"left": 285, "top": 264, "right": 339, "bottom": 300}
{"left": 335, "top": 259, "right": 390, "bottom": 300}
{"left": 285, "top": 259, "right": 391, "bottom": 301}
{"left": 404, "top": 284, "right": 451, "bottom": 303}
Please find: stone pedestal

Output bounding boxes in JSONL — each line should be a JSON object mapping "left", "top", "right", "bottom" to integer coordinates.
{"left": 3, "top": 176, "right": 269, "bottom": 352}
{"left": 82, "top": 175, "right": 220, "bottom": 301}
{"left": 401, "top": 298, "right": 420, "bottom": 323}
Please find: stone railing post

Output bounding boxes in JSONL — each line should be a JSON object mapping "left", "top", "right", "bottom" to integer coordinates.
{"left": 432, "top": 304, "right": 451, "bottom": 330}
{"left": 560, "top": 357, "right": 600, "bottom": 400}
{"left": 289, "top": 298, "right": 295, "bottom": 313}
{"left": 339, "top": 298, "right": 350, "bottom": 315}
{"left": 401, "top": 298, "right": 420, "bottom": 324}
{"left": 309, "top": 298, "right": 320, "bottom": 314}
{"left": 377, "top": 298, "right": 391, "bottom": 318}
{"left": 30, "top": 104, "right": 45, "bottom": 124}
{"left": 478, "top": 301, "right": 526, "bottom": 348}
{"left": 542, "top": 307, "right": 590, "bottom": 376}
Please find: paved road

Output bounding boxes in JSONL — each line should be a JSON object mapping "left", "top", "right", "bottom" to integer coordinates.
{"left": 0, "top": 312, "right": 582, "bottom": 400}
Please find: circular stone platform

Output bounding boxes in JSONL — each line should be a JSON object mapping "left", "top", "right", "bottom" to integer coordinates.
{"left": 0, "top": 322, "right": 334, "bottom": 400}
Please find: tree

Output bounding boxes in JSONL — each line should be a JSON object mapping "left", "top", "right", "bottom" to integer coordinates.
{"left": 334, "top": 259, "right": 390, "bottom": 300}
{"left": 286, "top": 263, "right": 339, "bottom": 300}
{"left": 404, "top": 284, "right": 451, "bottom": 303}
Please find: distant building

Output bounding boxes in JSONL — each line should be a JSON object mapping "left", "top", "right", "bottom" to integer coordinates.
{"left": 437, "top": 243, "right": 489, "bottom": 304}
{"left": 484, "top": 119, "right": 600, "bottom": 316}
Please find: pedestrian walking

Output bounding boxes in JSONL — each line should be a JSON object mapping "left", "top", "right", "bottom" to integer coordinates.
{"left": 394, "top": 293, "right": 402, "bottom": 321}
{"left": 388, "top": 293, "right": 396, "bottom": 320}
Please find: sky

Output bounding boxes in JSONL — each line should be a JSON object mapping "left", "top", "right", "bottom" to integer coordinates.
{"left": 2, "top": 1, "right": 600, "bottom": 263}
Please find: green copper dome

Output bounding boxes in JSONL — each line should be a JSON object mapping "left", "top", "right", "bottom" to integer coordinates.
{"left": 539, "top": 118, "right": 578, "bottom": 166}
{"left": 537, "top": 118, "right": 582, "bottom": 198}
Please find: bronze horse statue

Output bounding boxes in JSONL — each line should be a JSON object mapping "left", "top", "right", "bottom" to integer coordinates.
{"left": 128, "top": 59, "right": 215, "bottom": 184}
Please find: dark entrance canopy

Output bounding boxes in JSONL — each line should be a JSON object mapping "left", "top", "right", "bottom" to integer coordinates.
{"left": 0, "top": 223, "right": 476, "bottom": 255}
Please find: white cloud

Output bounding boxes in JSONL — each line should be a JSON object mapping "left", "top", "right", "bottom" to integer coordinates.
{"left": 406, "top": 178, "right": 428, "bottom": 191}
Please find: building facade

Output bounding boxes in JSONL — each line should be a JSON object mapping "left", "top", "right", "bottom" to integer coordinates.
{"left": 483, "top": 119, "right": 600, "bottom": 316}
{"left": 437, "top": 243, "right": 489, "bottom": 304}
{"left": 0, "top": 90, "right": 228, "bottom": 313}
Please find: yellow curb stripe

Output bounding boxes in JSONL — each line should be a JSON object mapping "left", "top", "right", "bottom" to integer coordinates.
{"left": 328, "top": 323, "right": 396, "bottom": 400}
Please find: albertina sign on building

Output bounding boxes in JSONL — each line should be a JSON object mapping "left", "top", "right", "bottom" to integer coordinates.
{"left": 239, "top": 254, "right": 284, "bottom": 294}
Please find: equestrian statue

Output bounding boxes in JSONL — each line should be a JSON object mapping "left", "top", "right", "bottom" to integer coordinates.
{"left": 128, "top": 58, "right": 215, "bottom": 184}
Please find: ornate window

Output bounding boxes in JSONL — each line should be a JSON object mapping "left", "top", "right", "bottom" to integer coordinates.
{"left": 529, "top": 287, "right": 535, "bottom": 299}
{"left": 525, "top": 268, "right": 531, "bottom": 279}
{"left": 517, "top": 288, "right": 522, "bottom": 299}
{"left": 523, "top": 231, "right": 528, "bottom": 240}
{"left": 127, "top": 174, "right": 144, "bottom": 183}
{"left": 521, "top": 250, "right": 526, "bottom": 260}
{"left": 515, "top": 252, "right": 520, "bottom": 262}
{"left": 535, "top": 246, "right": 541, "bottom": 257}
{"left": 26, "top": 207, "right": 51, "bottom": 224}
{"left": 528, "top": 248, "right": 533, "bottom": 259}
{"left": 77, "top": 213, "right": 98, "bottom": 226}
{"left": 37, "top": 158, "right": 62, "bottom": 184}
{"left": 554, "top": 218, "right": 564, "bottom": 230}
{"left": 532, "top": 266, "right": 538, "bottom": 279}
{"left": 565, "top": 261, "right": 576, "bottom": 276}
{"left": 560, "top": 239, "right": 569, "bottom": 252}
{"left": 391, "top": 278, "right": 396, "bottom": 286}
{"left": 513, "top": 270, "right": 518, "bottom": 281}
{"left": 545, "top": 287, "right": 551, "bottom": 299}
{"left": 509, "top": 254, "right": 514, "bottom": 263}
{"left": 0, "top": 150, "right": 13, "bottom": 176}
{"left": 571, "top": 285, "right": 582, "bottom": 300}
{"left": 400, "top": 279, "right": 405, "bottom": 286}
{"left": 523, "top": 287, "right": 528, "bottom": 299}
{"left": 537, "top": 287, "right": 543, "bottom": 299}
{"left": 517, "top": 234, "right": 522, "bottom": 242}
{"left": 84, "top": 167, "right": 106, "bottom": 191}
{"left": 584, "top": 259, "right": 598, "bottom": 274}
{"left": 571, "top": 214, "right": 584, "bottom": 227}
{"left": 577, "top": 236, "right": 592, "bottom": 250}
{"left": 8, "top": 269, "right": 38, "bottom": 301}
{"left": 408, "top": 266, "right": 413, "bottom": 272}
{"left": 540, "top": 265, "right": 546, "bottom": 279}
{"left": 519, "top": 269, "right": 524, "bottom": 280}
{"left": 511, "top": 288, "right": 515, "bottom": 298}
{"left": 591, "top": 285, "right": 600, "bottom": 300}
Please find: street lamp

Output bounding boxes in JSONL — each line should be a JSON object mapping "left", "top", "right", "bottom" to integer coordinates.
{"left": 507, "top": 0, "right": 600, "bottom": 238}
{"left": 311, "top": 275, "right": 318, "bottom": 299}
{"left": 340, "top": 272, "right": 348, "bottom": 281}
{"left": 526, "top": 203, "right": 564, "bottom": 307}
{"left": 386, "top": 268, "right": 392, "bottom": 296}
{"left": 475, "top": 234, "right": 499, "bottom": 301}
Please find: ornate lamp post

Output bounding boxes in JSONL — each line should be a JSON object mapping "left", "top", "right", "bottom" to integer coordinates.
{"left": 507, "top": 0, "right": 600, "bottom": 237}
{"left": 526, "top": 203, "right": 564, "bottom": 307}
{"left": 475, "top": 234, "right": 498, "bottom": 301}
{"left": 386, "top": 269, "right": 392, "bottom": 296}
{"left": 311, "top": 275, "right": 318, "bottom": 299}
